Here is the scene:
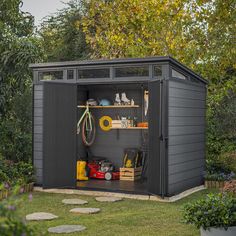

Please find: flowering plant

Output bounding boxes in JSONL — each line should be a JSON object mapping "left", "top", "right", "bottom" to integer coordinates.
{"left": 183, "top": 193, "right": 236, "bottom": 230}
{"left": 205, "top": 172, "right": 235, "bottom": 181}
{"left": 0, "top": 185, "right": 36, "bottom": 236}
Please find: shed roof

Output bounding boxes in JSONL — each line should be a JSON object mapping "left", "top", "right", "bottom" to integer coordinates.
{"left": 29, "top": 56, "right": 207, "bottom": 84}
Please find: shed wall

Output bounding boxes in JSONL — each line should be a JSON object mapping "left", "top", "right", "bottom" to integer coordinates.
{"left": 33, "top": 84, "right": 43, "bottom": 184}
{"left": 168, "top": 79, "right": 206, "bottom": 195}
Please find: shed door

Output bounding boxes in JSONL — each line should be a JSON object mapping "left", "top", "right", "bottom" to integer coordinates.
{"left": 43, "top": 82, "right": 77, "bottom": 188}
{"left": 148, "top": 79, "right": 163, "bottom": 195}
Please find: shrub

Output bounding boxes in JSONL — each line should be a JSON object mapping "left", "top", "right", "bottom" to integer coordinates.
{"left": 219, "top": 151, "right": 236, "bottom": 174}
{"left": 0, "top": 169, "right": 9, "bottom": 184}
{"left": 0, "top": 155, "right": 35, "bottom": 186}
{"left": 205, "top": 154, "right": 236, "bottom": 182}
{"left": 0, "top": 89, "right": 32, "bottom": 163}
{"left": 16, "top": 162, "right": 35, "bottom": 184}
{"left": 183, "top": 193, "right": 236, "bottom": 230}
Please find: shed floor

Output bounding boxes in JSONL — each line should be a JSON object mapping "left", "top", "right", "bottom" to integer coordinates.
{"left": 77, "top": 179, "right": 148, "bottom": 195}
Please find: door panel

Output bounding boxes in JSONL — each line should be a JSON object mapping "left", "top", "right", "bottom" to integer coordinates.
{"left": 43, "top": 82, "right": 77, "bottom": 188}
{"left": 148, "top": 79, "right": 162, "bottom": 195}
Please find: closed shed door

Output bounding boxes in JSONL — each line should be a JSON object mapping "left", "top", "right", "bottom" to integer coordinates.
{"left": 43, "top": 82, "right": 77, "bottom": 188}
{"left": 148, "top": 79, "right": 164, "bottom": 195}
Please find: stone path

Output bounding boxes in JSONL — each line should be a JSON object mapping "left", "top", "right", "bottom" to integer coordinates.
{"left": 62, "top": 198, "right": 88, "bottom": 205}
{"left": 26, "top": 212, "right": 58, "bottom": 221}
{"left": 95, "top": 196, "right": 122, "bottom": 202}
{"left": 48, "top": 225, "right": 86, "bottom": 234}
{"left": 70, "top": 207, "right": 100, "bottom": 214}
{"left": 27, "top": 196, "right": 123, "bottom": 234}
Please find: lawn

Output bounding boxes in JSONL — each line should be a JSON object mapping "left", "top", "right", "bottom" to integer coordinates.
{"left": 17, "top": 190, "right": 213, "bottom": 236}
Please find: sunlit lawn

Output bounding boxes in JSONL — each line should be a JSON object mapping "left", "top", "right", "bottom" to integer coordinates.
{"left": 17, "top": 189, "right": 214, "bottom": 236}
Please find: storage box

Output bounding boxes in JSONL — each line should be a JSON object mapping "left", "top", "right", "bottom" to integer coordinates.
{"left": 111, "top": 120, "right": 122, "bottom": 128}
{"left": 119, "top": 167, "right": 142, "bottom": 181}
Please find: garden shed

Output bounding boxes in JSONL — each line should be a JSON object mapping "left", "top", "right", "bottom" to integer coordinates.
{"left": 30, "top": 56, "right": 207, "bottom": 197}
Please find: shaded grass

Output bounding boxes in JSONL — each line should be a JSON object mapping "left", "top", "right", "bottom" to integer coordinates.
{"left": 17, "top": 189, "right": 215, "bottom": 236}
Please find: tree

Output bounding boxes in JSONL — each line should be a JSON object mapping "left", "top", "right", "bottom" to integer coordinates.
{"left": 39, "top": 0, "right": 90, "bottom": 61}
{"left": 81, "top": 0, "right": 236, "bottom": 159}
{"left": 0, "top": 0, "right": 43, "bottom": 115}
{"left": 82, "top": 0, "right": 191, "bottom": 59}
{"left": 0, "top": 0, "right": 44, "bottom": 162}
{"left": 81, "top": 0, "right": 235, "bottom": 80}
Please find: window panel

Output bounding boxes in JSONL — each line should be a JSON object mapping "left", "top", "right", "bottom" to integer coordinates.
{"left": 78, "top": 68, "right": 110, "bottom": 79}
{"left": 39, "top": 71, "right": 63, "bottom": 81}
{"left": 115, "top": 66, "right": 149, "bottom": 77}
{"left": 154, "top": 66, "right": 162, "bottom": 77}
{"left": 172, "top": 69, "right": 186, "bottom": 80}
{"left": 67, "top": 70, "right": 74, "bottom": 80}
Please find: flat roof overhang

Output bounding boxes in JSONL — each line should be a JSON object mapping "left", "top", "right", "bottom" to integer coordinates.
{"left": 29, "top": 56, "right": 208, "bottom": 84}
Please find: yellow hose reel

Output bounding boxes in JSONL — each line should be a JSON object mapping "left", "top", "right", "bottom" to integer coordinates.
{"left": 99, "top": 116, "right": 112, "bottom": 131}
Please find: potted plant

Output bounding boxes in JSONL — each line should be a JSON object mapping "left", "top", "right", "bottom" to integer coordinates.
{"left": 183, "top": 193, "right": 236, "bottom": 236}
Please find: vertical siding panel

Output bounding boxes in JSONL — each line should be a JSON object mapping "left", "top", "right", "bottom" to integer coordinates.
{"left": 168, "top": 80, "right": 206, "bottom": 195}
{"left": 33, "top": 85, "right": 43, "bottom": 184}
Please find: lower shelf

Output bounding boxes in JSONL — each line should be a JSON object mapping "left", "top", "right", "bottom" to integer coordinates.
{"left": 110, "top": 127, "right": 148, "bottom": 130}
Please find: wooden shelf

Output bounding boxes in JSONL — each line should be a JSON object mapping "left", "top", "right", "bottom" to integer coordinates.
{"left": 77, "top": 105, "right": 139, "bottom": 108}
{"left": 111, "top": 127, "right": 148, "bottom": 130}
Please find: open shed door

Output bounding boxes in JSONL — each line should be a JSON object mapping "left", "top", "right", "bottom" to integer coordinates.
{"left": 148, "top": 79, "right": 165, "bottom": 196}
{"left": 43, "top": 82, "right": 77, "bottom": 188}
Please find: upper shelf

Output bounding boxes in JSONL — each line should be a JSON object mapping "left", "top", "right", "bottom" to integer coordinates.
{"left": 77, "top": 105, "right": 139, "bottom": 108}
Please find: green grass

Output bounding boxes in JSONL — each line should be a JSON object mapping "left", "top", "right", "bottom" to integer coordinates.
{"left": 17, "top": 190, "right": 214, "bottom": 236}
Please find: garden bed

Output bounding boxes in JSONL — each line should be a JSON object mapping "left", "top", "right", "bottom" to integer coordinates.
{"left": 204, "top": 180, "right": 225, "bottom": 189}
{"left": 0, "top": 182, "right": 34, "bottom": 201}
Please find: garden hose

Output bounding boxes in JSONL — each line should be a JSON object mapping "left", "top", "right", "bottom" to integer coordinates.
{"left": 99, "top": 116, "right": 112, "bottom": 131}
{"left": 81, "top": 113, "right": 96, "bottom": 146}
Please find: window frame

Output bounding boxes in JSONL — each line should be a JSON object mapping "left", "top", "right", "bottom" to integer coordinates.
{"left": 114, "top": 65, "right": 150, "bottom": 79}
{"left": 77, "top": 67, "right": 111, "bottom": 80}
{"left": 38, "top": 69, "right": 65, "bottom": 82}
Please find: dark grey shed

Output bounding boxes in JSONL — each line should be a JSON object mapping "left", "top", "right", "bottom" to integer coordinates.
{"left": 30, "top": 56, "right": 207, "bottom": 197}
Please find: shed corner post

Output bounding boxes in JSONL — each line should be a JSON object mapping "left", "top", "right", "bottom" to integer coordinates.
{"left": 161, "top": 63, "right": 170, "bottom": 197}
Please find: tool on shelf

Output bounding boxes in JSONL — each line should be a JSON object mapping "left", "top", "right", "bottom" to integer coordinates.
{"left": 99, "top": 116, "right": 112, "bottom": 131}
{"left": 121, "top": 92, "right": 131, "bottom": 105}
{"left": 114, "top": 93, "right": 121, "bottom": 105}
{"left": 144, "top": 90, "right": 149, "bottom": 116}
{"left": 99, "top": 98, "right": 111, "bottom": 106}
{"left": 113, "top": 92, "right": 133, "bottom": 106}
{"left": 87, "top": 98, "right": 98, "bottom": 106}
{"left": 137, "top": 122, "right": 148, "bottom": 128}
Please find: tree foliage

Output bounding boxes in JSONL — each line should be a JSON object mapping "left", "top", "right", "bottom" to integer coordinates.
{"left": 82, "top": 0, "right": 235, "bottom": 78}
{"left": 0, "top": 0, "right": 43, "bottom": 162}
{"left": 0, "top": 0, "right": 43, "bottom": 115}
{"left": 39, "top": 0, "right": 90, "bottom": 61}
{"left": 81, "top": 0, "right": 236, "bottom": 159}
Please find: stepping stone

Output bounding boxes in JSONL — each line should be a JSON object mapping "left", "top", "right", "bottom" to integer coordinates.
{"left": 70, "top": 207, "right": 100, "bottom": 214}
{"left": 48, "top": 225, "right": 86, "bottom": 234}
{"left": 95, "top": 196, "right": 123, "bottom": 202}
{"left": 62, "top": 199, "right": 88, "bottom": 205}
{"left": 26, "top": 212, "right": 58, "bottom": 221}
